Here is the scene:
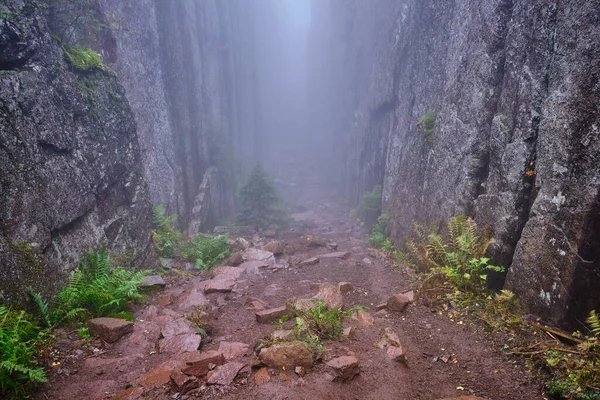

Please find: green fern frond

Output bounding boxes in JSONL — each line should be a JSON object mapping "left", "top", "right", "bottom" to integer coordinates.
{"left": 27, "top": 287, "right": 52, "bottom": 328}
{"left": 587, "top": 310, "right": 600, "bottom": 337}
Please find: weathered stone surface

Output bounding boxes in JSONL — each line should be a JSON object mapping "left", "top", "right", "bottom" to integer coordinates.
{"left": 88, "top": 318, "right": 134, "bottom": 344}
{"left": 272, "top": 330, "right": 295, "bottom": 341}
{"left": 254, "top": 367, "right": 271, "bottom": 385}
{"left": 337, "top": 282, "right": 354, "bottom": 294}
{"left": 387, "top": 294, "right": 411, "bottom": 312}
{"left": 256, "top": 306, "right": 289, "bottom": 323}
{"left": 308, "top": 0, "right": 600, "bottom": 325}
{"left": 206, "top": 362, "right": 245, "bottom": 385}
{"left": 136, "top": 359, "right": 186, "bottom": 387}
{"left": 243, "top": 248, "right": 275, "bottom": 263}
{"left": 170, "top": 370, "right": 199, "bottom": 394}
{"left": 314, "top": 283, "right": 344, "bottom": 309}
{"left": 300, "top": 257, "right": 320, "bottom": 266}
{"left": 159, "top": 334, "right": 201, "bottom": 354}
{"left": 178, "top": 288, "right": 207, "bottom": 310}
{"left": 343, "top": 327, "right": 356, "bottom": 339}
{"left": 239, "top": 260, "right": 270, "bottom": 275}
{"left": 226, "top": 252, "right": 244, "bottom": 266}
{"left": 160, "top": 259, "right": 176, "bottom": 270}
{"left": 320, "top": 251, "right": 350, "bottom": 259}
{"left": 264, "top": 240, "right": 285, "bottom": 255}
{"left": 202, "top": 279, "right": 235, "bottom": 294}
{"left": 161, "top": 318, "right": 196, "bottom": 338}
{"left": 182, "top": 350, "right": 226, "bottom": 377}
{"left": 387, "top": 345, "right": 407, "bottom": 363}
{"left": 218, "top": 342, "right": 250, "bottom": 360}
{"left": 259, "top": 343, "right": 313, "bottom": 368}
{"left": 293, "top": 298, "right": 319, "bottom": 312}
{"left": 141, "top": 275, "right": 166, "bottom": 289}
{"left": 375, "top": 327, "right": 402, "bottom": 349}
{"left": 212, "top": 266, "right": 244, "bottom": 280}
{"left": 0, "top": 0, "right": 156, "bottom": 305}
{"left": 326, "top": 356, "right": 360, "bottom": 381}
{"left": 352, "top": 310, "right": 374, "bottom": 327}
{"left": 403, "top": 290, "right": 415, "bottom": 303}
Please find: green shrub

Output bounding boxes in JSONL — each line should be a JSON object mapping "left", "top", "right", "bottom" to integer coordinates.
{"left": 181, "top": 234, "right": 230, "bottom": 271}
{"left": 63, "top": 46, "right": 114, "bottom": 74}
{"left": 367, "top": 211, "right": 393, "bottom": 249}
{"left": 51, "top": 246, "right": 148, "bottom": 322}
{"left": 416, "top": 112, "right": 437, "bottom": 146}
{"left": 152, "top": 204, "right": 182, "bottom": 258}
{"left": 0, "top": 307, "right": 46, "bottom": 399}
{"left": 238, "top": 165, "right": 287, "bottom": 230}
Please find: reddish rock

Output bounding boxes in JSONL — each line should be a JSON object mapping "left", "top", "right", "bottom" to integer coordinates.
{"left": 251, "top": 300, "right": 266, "bottom": 311}
{"left": 337, "top": 282, "right": 354, "bottom": 294}
{"left": 352, "top": 310, "right": 374, "bottom": 327}
{"left": 159, "top": 334, "right": 201, "bottom": 354}
{"left": 343, "top": 326, "right": 356, "bottom": 339}
{"left": 162, "top": 318, "right": 196, "bottom": 338}
{"left": 243, "top": 248, "right": 274, "bottom": 262}
{"left": 226, "top": 252, "right": 244, "bottom": 266}
{"left": 264, "top": 240, "right": 285, "bottom": 255}
{"left": 88, "top": 318, "right": 133, "bottom": 343}
{"left": 206, "top": 362, "right": 245, "bottom": 385}
{"left": 376, "top": 327, "right": 402, "bottom": 349}
{"left": 212, "top": 266, "right": 244, "bottom": 280}
{"left": 300, "top": 257, "right": 320, "bottom": 266}
{"left": 403, "top": 290, "right": 415, "bottom": 302}
{"left": 320, "top": 251, "right": 350, "bottom": 259}
{"left": 136, "top": 359, "right": 186, "bottom": 387}
{"left": 170, "top": 370, "right": 199, "bottom": 394}
{"left": 293, "top": 298, "right": 319, "bottom": 312}
{"left": 218, "top": 342, "right": 250, "bottom": 360}
{"left": 255, "top": 306, "right": 289, "bottom": 323}
{"left": 314, "top": 283, "right": 344, "bottom": 309}
{"left": 182, "top": 350, "right": 226, "bottom": 377}
{"left": 326, "top": 356, "right": 360, "bottom": 381}
{"left": 259, "top": 343, "right": 313, "bottom": 368}
{"left": 387, "top": 293, "right": 411, "bottom": 312}
{"left": 239, "top": 260, "right": 270, "bottom": 275}
{"left": 387, "top": 345, "right": 407, "bottom": 363}
{"left": 178, "top": 287, "right": 207, "bottom": 310}
{"left": 202, "top": 278, "right": 235, "bottom": 293}
{"left": 254, "top": 367, "right": 271, "bottom": 385}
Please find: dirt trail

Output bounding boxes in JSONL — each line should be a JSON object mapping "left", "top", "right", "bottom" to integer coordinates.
{"left": 37, "top": 168, "right": 545, "bottom": 400}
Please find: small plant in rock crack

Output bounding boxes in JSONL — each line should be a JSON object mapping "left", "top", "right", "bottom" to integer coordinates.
{"left": 186, "top": 306, "right": 211, "bottom": 337}
{"left": 416, "top": 112, "right": 437, "bottom": 146}
{"left": 180, "top": 233, "right": 230, "bottom": 271}
{"left": 292, "top": 301, "right": 346, "bottom": 341}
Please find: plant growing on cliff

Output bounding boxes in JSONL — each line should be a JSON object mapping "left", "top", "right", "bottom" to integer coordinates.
{"left": 351, "top": 185, "right": 383, "bottom": 229}
{"left": 416, "top": 112, "right": 437, "bottom": 146}
{"left": 63, "top": 46, "right": 114, "bottom": 74}
{"left": 152, "top": 204, "right": 182, "bottom": 258}
{"left": 0, "top": 307, "right": 47, "bottom": 399}
{"left": 180, "top": 234, "right": 230, "bottom": 271}
{"left": 238, "top": 164, "right": 287, "bottom": 230}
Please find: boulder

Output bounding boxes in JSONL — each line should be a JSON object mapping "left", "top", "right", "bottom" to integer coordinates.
{"left": 182, "top": 350, "right": 226, "bottom": 377}
{"left": 140, "top": 275, "right": 166, "bottom": 289}
{"left": 314, "top": 283, "right": 344, "bottom": 309}
{"left": 326, "top": 356, "right": 360, "bottom": 381}
{"left": 254, "top": 367, "right": 271, "bottom": 385}
{"left": 387, "top": 293, "right": 411, "bottom": 312}
{"left": 170, "top": 370, "right": 199, "bottom": 394}
{"left": 202, "top": 278, "right": 235, "bottom": 293}
{"left": 206, "top": 362, "right": 245, "bottom": 385}
{"left": 88, "top": 318, "right": 134, "bottom": 343}
{"left": 259, "top": 343, "right": 313, "bottom": 368}
{"left": 218, "top": 342, "right": 250, "bottom": 360}
{"left": 300, "top": 257, "right": 320, "bottom": 266}
{"left": 264, "top": 240, "right": 285, "bottom": 255}
{"left": 256, "top": 306, "right": 289, "bottom": 323}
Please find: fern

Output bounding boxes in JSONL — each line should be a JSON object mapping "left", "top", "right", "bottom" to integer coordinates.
{"left": 27, "top": 287, "right": 51, "bottom": 329}
{"left": 181, "top": 234, "right": 231, "bottom": 271}
{"left": 152, "top": 205, "right": 182, "bottom": 257}
{"left": 588, "top": 310, "right": 600, "bottom": 337}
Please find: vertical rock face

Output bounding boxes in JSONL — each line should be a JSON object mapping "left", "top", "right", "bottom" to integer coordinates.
{"left": 309, "top": 0, "right": 600, "bottom": 325}
{"left": 96, "top": 0, "right": 263, "bottom": 232}
{"left": 0, "top": 0, "right": 155, "bottom": 304}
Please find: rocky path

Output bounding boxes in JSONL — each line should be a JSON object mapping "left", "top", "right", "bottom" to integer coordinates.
{"left": 37, "top": 174, "right": 545, "bottom": 400}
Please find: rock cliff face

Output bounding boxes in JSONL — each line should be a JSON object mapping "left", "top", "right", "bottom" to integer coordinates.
{"left": 95, "top": 0, "right": 263, "bottom": 232}
{"left": 0, "top": 0, "right": 155, "bottom": 304}
{"left": 309, "top": 0, "right": 600, "bottom": 325}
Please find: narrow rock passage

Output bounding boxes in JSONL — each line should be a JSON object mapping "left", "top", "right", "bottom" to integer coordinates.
{"left": 37, "top": 166, "right": 544, "bottom": 400}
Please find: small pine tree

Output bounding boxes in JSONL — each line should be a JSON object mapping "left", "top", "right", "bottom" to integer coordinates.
{"left": 238, "top": 165, "right": 284, "bottom": 230}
